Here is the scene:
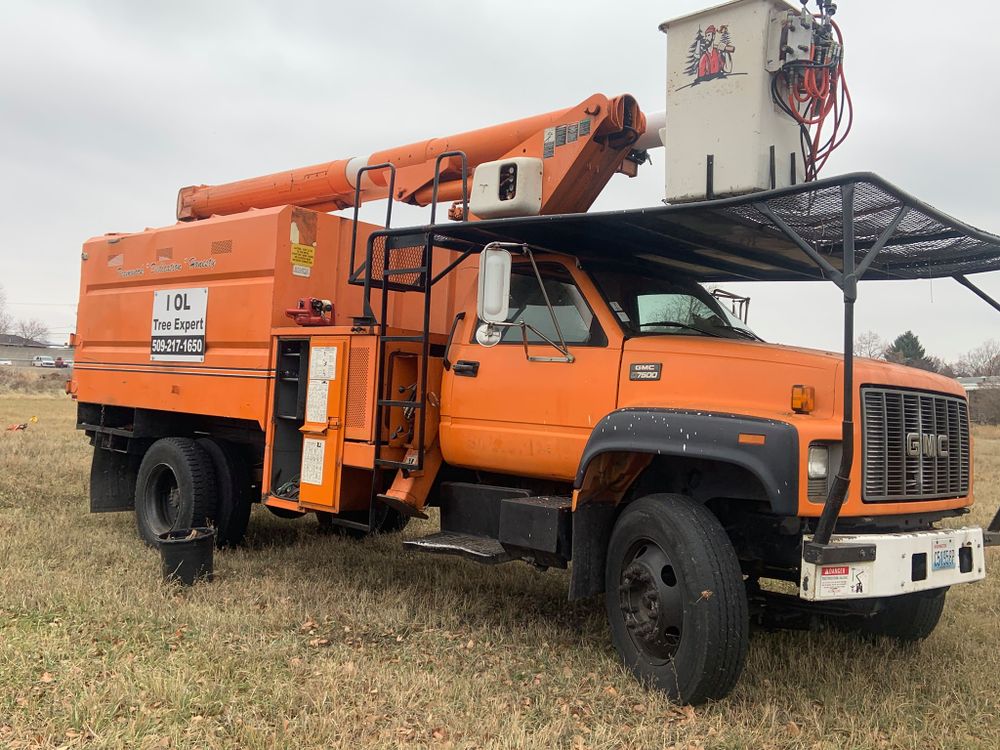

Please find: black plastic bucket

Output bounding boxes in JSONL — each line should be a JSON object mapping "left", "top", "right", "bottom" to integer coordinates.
{"left": 157, "top": 527, "right": 216, "bottom": 585}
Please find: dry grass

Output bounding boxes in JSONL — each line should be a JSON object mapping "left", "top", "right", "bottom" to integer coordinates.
{"left": 0, "top": 396, "right": 998, "bottom": 750}
{"left": 0, "top": 368, "right": 67, "bottom": 395}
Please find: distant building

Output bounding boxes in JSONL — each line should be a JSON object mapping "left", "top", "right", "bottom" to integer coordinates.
{"left": 958, "top": 375, "right": 1000, "bottom": 392}
{"left": 0, "top": 334, "right": 48, "bottom": 348}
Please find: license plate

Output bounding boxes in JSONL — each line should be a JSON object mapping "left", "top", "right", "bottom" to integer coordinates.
{"left": 932, "top": 539, "right": 957, "bottom": 571}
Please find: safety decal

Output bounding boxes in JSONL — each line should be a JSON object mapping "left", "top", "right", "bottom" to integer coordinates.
{"left": 543, "top": 119, "right": 591, "bottom": 158}
{"left": 291, "top": 242, "right": 315, "bottom": 278}
{"left": 301, "top": 438, "right": 325, "bottom": 485}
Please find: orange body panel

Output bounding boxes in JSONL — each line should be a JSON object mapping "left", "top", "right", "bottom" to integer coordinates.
{"left": 437, "top": 256, "right": 975, "bottom": 519}
{"left": 73, "top": 207, "right": 472, "bottom": 430}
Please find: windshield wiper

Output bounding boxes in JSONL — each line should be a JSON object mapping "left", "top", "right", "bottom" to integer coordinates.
{"left": 715, "top": 324, "right": 765, "bottom": 342}
{"left": 638, "top": 321, "right": 725, "bottom": 338}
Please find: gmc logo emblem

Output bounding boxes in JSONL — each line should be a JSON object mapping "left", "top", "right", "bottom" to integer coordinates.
{"left": 906, "top": 432, "right": 950, "bottom": 458}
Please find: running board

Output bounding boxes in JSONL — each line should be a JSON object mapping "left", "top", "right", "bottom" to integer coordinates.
{"left": 403, "top": 532, "right": 512, "bottom": 564}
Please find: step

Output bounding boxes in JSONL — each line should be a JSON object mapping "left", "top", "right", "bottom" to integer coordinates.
{"left": 403, "top": 531, "right": 512, "bottom": 564}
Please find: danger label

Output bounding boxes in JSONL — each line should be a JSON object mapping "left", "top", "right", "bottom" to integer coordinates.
{"left": 818, "top": 564, "right": 867, "bottom": 597}
{"left": 151, "top": 288, "right": 207, "bottom": 362}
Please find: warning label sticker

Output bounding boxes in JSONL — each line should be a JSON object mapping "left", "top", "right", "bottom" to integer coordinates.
{"left": 291, "top": 243, "right": 315, "bottom": 266}
{"left": 542, "top": 119, "right": 593, "bottom": 158}
{"left": 818, "top": 564, "right": 868, "bottom": 597}
{"left": 291, "top": 243, "right": 315, "bottom": 278}
{"left": 309, "top": 347, "right": 338, "bottom": 380}
{"left": 301, "top": 438, "right": 325, "bottom": 485}
{"left": 150, "top": 287, "right": 208, "bottom": 362}
{"left": 305, "top": 380, "right": 329, "bottom": 424}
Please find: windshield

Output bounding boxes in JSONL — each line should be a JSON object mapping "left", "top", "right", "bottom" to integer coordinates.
{"left": 588, "top": 267, "right": 761, "bottom": 341}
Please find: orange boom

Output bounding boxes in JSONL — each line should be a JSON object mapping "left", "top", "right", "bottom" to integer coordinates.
{"left": 176, "top": 93, "right": 646, "bottom": 220}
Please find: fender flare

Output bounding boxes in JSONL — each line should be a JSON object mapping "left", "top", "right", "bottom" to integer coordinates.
{"left": 568, "top": 408, "right": 800, "bottom": 601}
{"left": 574, "top": 408, "right": 799, "bottom": 513}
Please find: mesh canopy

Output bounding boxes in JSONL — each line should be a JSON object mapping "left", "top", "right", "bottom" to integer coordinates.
{"left": 419, "top": 173, "right": 1000, "bottom": 284}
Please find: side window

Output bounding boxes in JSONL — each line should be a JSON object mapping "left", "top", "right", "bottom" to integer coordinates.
{"left": 494, "top": 268, "right": 599, "bottom": 345}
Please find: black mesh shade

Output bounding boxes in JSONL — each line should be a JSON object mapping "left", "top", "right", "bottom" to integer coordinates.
{"left": 414, "top": 173, "right": 1000, "bottom": 283}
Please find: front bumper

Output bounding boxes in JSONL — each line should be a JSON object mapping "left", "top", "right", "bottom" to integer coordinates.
{"left": 799, "top": 526, "right": 987, "bottom": 601}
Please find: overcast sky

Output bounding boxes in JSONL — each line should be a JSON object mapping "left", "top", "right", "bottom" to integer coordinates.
{"left": 1, "top": 0, "right": 997, "bottom": 358}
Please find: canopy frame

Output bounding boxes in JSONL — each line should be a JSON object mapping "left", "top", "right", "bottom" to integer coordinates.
{"left": 365, "top": 172, "right": 1000, "bottom": 555}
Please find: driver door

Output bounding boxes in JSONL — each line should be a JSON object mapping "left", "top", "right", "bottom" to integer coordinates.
{"left": 440, "top": 259, "right": 622, "bottom": 482}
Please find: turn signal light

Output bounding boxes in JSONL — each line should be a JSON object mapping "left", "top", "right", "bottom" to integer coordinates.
{"left": 791, "top": 385, "right": 815, "bottom": 414}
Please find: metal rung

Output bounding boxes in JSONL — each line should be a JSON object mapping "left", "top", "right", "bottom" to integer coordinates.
{"left": 375, "top": 458, "right": 419, "bottom": 470}
{"left": 383, "top": 266, "right": 427, "bottom": 276}
{"left": 378, "top": 399, "right": 424, "bottom": 409}
{"left": 380, "top": 335, "right": 426, "bottom": 343}
{"left": 321, "top": 516, "right": 370, "bottom": 532}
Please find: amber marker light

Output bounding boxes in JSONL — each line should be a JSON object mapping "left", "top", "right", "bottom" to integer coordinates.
{"left": 791, "top": 385, "right": 815, "bottom": 414}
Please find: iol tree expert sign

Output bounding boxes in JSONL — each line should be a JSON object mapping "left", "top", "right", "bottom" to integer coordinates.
{"left": 151, "top": 288, "right": 208, "bottom": 362}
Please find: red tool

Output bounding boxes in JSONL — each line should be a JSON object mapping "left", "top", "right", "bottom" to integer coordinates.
{"left": 285, "top": 297, "right": 334, "bottom": 326}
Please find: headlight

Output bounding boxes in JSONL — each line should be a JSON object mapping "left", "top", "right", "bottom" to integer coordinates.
{"left": 808, "top": 444, "right": 830, "bottom": 480}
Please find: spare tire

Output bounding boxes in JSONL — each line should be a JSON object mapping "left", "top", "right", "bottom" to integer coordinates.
{"left": 196, "top": 438, "right": 253, "bottom": 548}
{"left": 134, "top": 438, "right": 217, "bottom": 547}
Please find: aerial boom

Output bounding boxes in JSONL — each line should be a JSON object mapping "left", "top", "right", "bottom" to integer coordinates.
{"left": 176, "top": 94, "right": 648, "bottom": 221}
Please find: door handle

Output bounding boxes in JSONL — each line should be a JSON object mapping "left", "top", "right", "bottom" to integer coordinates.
{"left": 452, "top": 360, "right": 479, "bottom": 377}
{"left": 443, "top": 311, "right": 465, "bottom": 371}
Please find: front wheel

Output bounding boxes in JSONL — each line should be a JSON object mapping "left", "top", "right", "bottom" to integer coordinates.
{"left": 605, "top": 494, "right": 748, "bottom": 705}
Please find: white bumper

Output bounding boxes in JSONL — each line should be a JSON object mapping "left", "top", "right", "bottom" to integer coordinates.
{"left": 799, "top": 526, "right": 987, "bottom": 602}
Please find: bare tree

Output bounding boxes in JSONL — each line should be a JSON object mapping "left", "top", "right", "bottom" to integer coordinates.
{"left": 15, "top": 317, "right": 49, "bottom": 344}
{"left": 955, "top": 340, "right": 1000, "bottom": 377}
{"left": 854, "top": 330, "right": 886, "bottom": 360}
{"left": 0, "top": 284, "right": 11, "bottom": 335}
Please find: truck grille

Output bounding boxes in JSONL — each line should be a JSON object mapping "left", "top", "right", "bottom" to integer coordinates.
{"left": 862, "top": 388, "right": 970, "bottom": 502}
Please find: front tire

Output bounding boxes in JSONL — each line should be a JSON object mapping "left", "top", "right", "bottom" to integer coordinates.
{"left": 605, "top": 494, "right": 748, "bottom": 705}
{"left": 134, "top": 438, "right": 217, "bottom": 547}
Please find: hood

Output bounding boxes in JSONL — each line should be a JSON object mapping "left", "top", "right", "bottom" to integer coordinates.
{"left": 621, "top": 337, "right": 964, "bottom": 420}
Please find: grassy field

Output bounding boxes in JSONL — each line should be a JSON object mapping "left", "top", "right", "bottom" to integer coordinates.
{"left": 1, "top": 393, "right": 998, "bottom": 749}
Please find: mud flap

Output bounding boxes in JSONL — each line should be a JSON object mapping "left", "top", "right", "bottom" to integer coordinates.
{"left": 986, "top": 506, "right": 1000, "bottom": 547}
{"left": 568, "top": 502, "right": 617, "bottom": 601}
{"left": 89, "top": 448, "right": 141, "bottom": 513}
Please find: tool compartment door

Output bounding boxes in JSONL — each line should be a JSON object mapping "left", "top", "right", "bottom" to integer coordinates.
{"left": 298, "top": 336, "right": 349, "bottom": 510}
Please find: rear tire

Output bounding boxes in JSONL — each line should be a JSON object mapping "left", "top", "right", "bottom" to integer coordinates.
{"left": 605, "top": 494, "right": 748, "bottom": 705}
{"left": 196, "top": 438, "right": 253, "bottom": 548}
{"left": 841, "top": 589, "right": 947, "bottom": 641}
{"left": 134, "top": 438, "right": 217, "bottom": 547}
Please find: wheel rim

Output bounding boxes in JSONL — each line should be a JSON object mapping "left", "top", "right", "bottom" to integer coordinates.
{"left": 146, "top": 463, "right": 181, "bottom": 532}
{"left": 618, "top": 538, "right": 685, "bottom": 663}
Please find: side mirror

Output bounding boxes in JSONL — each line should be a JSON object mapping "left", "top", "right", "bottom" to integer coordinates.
{"left": 477, "top": 247, "right": 512, "bottom": 324}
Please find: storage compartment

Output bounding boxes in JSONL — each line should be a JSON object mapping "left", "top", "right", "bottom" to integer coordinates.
{"left": 271, "top": 338, "right": 309, "bottom": 497}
